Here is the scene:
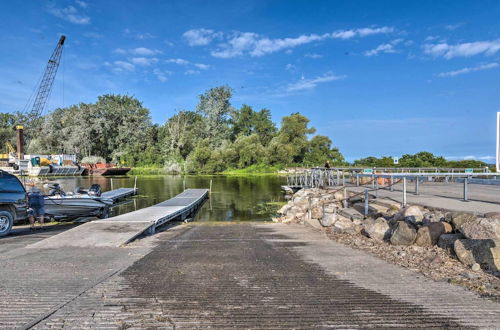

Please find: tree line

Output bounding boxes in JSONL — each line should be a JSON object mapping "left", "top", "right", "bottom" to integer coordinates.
{"left": 1, "top": 86, "right": 345, "bottom": 173}
{"left": 354, "top": 152, "right": 488, "bottom": 169}
{"left": 1, "top": 86, "right": 489, "bottom": 172}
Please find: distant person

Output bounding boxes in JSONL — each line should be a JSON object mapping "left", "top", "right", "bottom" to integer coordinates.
{"left": 28, "top": 188, "right": 45, "bottom": 229}
{"left": 324, "top": 160, "right": 331, "bottom": 169}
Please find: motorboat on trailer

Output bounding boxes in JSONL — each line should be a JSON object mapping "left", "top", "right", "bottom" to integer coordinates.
{"left": 43, "top": 183, "right": 113, "bottom": 220}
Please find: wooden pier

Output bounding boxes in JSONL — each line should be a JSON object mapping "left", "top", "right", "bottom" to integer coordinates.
{"left": 29, "top": 189, "right": 209, "bottom": 248}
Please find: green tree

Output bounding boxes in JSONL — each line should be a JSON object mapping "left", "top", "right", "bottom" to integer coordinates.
{"left": 303, "top": 135, "right": 345, "bottom": 166}
{"left": 267, "top": 113, "right": 315, "bottom": 165}
{"left": 196, "top": 86, "right": 233, "bottom": 146}
{"left": 230, "top": 105, "right": 277, "bottom": 145}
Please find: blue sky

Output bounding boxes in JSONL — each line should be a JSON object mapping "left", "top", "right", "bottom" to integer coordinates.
{"left": 0, "top": 0, "right": 499, "bottom": 162}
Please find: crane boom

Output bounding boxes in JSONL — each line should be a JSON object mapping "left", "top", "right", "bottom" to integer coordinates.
{"left": 28, "top": 35, "right": 66, "bottom": 122}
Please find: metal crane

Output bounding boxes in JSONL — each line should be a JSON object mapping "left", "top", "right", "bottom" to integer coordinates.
{"left": 18, "top": 35, "right": 66, "bottom": 157}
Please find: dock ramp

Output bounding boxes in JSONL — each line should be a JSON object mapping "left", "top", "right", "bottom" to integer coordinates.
{"left": 29, "top": 189, "right": 208, "bottom": 248}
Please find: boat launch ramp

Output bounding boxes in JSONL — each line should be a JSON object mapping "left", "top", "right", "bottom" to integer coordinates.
{"left": 29, "top": 188, "right": 208, "bottom": 249}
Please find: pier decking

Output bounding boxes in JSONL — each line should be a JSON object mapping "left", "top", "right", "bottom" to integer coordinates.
{"left": 102, "top": 187, "right": 138, "bottom": 202}
{"left": 29, "top": 188, "right": 208, "bottom": 248}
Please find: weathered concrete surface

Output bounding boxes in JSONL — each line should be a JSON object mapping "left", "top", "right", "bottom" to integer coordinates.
{"left": 0, "top": 223, "right": 496, "bottom": 328}
{"left": 350, "top": 182, "right": 500, "bottom": 215}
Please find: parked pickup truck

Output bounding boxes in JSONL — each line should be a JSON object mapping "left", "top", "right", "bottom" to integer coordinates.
{"left": 0, "top": 170, "right": 28, "bottom": 236}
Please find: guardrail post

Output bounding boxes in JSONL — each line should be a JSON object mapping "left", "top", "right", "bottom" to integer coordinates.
{"left": 111, "top": 178, "right": 114, "bottom": 190}
{"left": 209, "top": 179, "right": 212, "bottom": 196}
{"left": 337, "top": 169, "right": 340, "bottom": 186}
{"left": 183, "top": 179, "right": 186, "bottom": 191}
{"left": 375, "top": 179, "right": 378, "bottom": 198}
{"left": 342, "top": 172, "right": 345, "bottom": 186}
{"left": 343, "top": 187, "right": 348, "bottom": 208}
{"left": 390, "top": 175, "right": 394, "bottom": 192}
{"left": 372, "top": 174, "right": 375, "bottom": 189}
{"left": 463, "top": 178, "right": 468, "bottom": 201}
{"left": 364, "top": 189, "right": 369, "bottom": 216}
{"left": 415, "top": 176, "right": 419, "bottom": 195}
{"left": 403, "top": 177, "right": 407, "bottom": 207}
{"left": 134, "top": 176, "right": 138, "bottom": 190}
{"left": 356, "top": 174, "right": 359, "bottom": 186}
{"left": 308, "top": 197, "right": 312, "bottom": 220}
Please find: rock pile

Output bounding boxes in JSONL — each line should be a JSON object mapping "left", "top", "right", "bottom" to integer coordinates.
{"left": 274, "top": 188, "right": 500, "bottom": 275}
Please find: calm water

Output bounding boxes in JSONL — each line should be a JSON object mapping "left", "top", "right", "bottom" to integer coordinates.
{"left": 40, "top": 175, "right": 286, "bottom": 221}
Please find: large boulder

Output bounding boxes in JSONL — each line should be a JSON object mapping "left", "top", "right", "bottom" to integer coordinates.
{"left": 423, "top": 211, "right": 444, "bottom": 224}
{"left": 438, "top": 233, "right": 465, "bottom": 254}
{"left": 484, "top": 212, "right": 500, "bottom": 218}
{"left": 311, "top": 206, "right": 323, "bottom": 220}
{"left": 320, "top": 212, "right": 337, "bottom": 227}
{"left": 332, "top": 216, "right": 361, "bottom": 235}
{"left": 415, "top": 222, "right": 452, "bottom": 247}
{"left": 446, "top": 212, "right": 476, "bottom": 231}
{"left": 294, "top": 198, "right": 310, "bottom": 212}
{"left": 364, "top": 217, "right": 390, "bottom": 241}
{"left": 454, "top": 238, "right": 500, "bottom": 271}
{"left": 460, "top": 218, "right": 500, "bottom": 239}
{"left": 304, "top": 216, "right": 323, "bottom": 230}
{"left": 390, "top": 221, "right": 417, "bottom": 246}
{"left": 394, "top": 205, "right": 424, "bottom": 224}
{"left": 278, "top": 203, "right": 292, "bottom": 215}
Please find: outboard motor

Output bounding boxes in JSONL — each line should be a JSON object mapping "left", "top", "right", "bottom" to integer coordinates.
{"left": 88, "top": 184, "right": 102, "bottom": 197}
{"left": 47, "top": 183, "right": 65, "bottom": 196}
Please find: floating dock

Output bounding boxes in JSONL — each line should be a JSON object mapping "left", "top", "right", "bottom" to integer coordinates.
{"left": 102, "top": 187, "right": 138, "bottom": 202}
{"left": 29, "top": 189, "right": 209, "bottom": 248}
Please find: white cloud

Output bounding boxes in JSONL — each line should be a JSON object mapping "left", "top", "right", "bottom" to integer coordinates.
{"left": 47, "top": 4, "right": 90, "bottom": 24}
{"left": 130, "top": 47, "right": 162, "bottom": 56}
{"left": 305, "top": 53, "right": 323, "bottom": 59}
{"left": 113, "top": 61, "right": 134, "bottom": 72}
{"left": 135, "top": 32, "right": 155, "bottom": 40}
{"left": 75, "top": 0, "right": 87, "bottom": 8}
{"left": 183, "top": 28, "right": 220, "bottom": 46}
{"left": 153, "top": 69, "right": 171, "bottom": 82}
{"left": 364, "top": 39, "right": 403, "bottom": 56}
{"left": 186, "top": 26, "right": 394, "bottom": 58}
{"left": 444, "top": 23, "right": 463, "bottom": 31}
{"left": 438, "top": 62, "right": 499, "bottom": 77}
{"left": 185, "top": 70, "right": 200, "bottom": 75}
{"left": 286, "top": 73, "right": 346, "bottom": 92}
{"left": 285, "top": 64, "right": 296, "bottom": 71}
{"left": 423, "top": 39, "right": 500, "bottom": 59}
{"left": 113, "top": 48, "right": 127, "bottom": 55}
{"left": 123, "top": 29, "right": 155, "bottom": 40}
{"left": 446, "top": 155, "right": 494, "bottom": 161}
{"left": 330, "top": 26, "right": 394, "bottom": 39}
{"left": 194, "top": 63, "right": 210, "bottom": 70}
{"left": 166, "top": 58, "right": 190, "bottom": 65}
{"left": 131, "top": 57, "right": 159, "bottom": 66}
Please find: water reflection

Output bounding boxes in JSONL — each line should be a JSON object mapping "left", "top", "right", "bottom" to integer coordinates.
{"left": 44, "top": 175, "right": 286, "bottom": 221}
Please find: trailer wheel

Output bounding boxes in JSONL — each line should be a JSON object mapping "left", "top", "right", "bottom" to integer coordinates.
{"left": 0, "top": 210, "right": 14, "bottom": 237}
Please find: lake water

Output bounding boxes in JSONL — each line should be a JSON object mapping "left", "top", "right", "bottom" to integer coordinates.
{"left": 41, "top": 175, "right": 286, "bottom": 222}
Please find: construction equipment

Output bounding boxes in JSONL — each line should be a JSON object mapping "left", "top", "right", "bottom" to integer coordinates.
{"left": 8, "top": 36, "right": 66, "bottom": 169}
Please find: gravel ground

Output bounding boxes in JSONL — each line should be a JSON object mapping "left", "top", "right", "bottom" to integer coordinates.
{"left": 323, "top": 228, "right": 500, "bottom": 301}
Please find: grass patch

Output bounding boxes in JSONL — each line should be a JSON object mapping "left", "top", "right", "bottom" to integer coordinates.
{"left": 129, "top": 167, "right": 169, "bottom": 175}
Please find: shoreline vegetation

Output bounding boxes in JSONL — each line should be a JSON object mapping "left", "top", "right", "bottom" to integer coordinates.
{"left": 1, "top": 85, "right": 490, "bottom": 174}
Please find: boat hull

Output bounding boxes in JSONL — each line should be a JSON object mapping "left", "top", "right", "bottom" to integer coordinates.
{"left": 44, "top": 197, "right": 111, "bottom": 220}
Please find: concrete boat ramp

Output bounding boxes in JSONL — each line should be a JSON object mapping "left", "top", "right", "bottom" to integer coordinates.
{"left": 29, "top": 188, "right": 208, "bottom": 249}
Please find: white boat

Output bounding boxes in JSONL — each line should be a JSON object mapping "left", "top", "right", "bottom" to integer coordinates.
{"left": 43, "top": 184, "right": 113, "bottom": 220}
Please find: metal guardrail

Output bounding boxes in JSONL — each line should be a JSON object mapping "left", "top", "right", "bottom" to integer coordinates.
{"left": 286, "top": 168, "right": 499, "bottom": 208}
